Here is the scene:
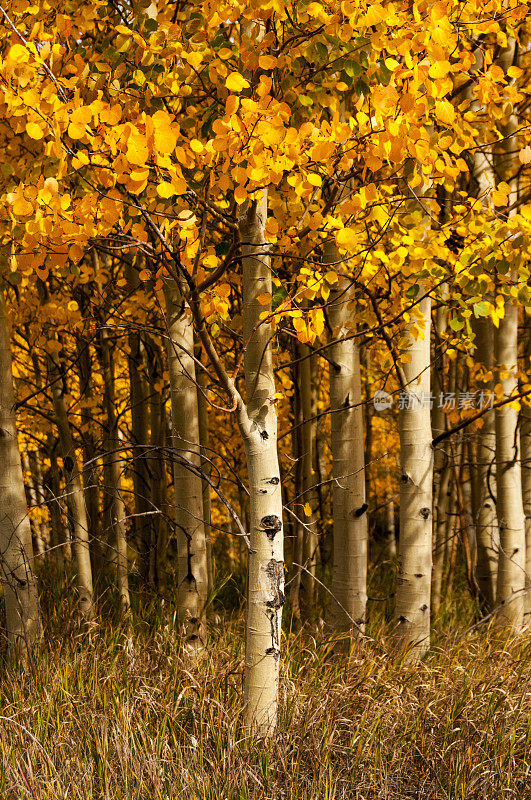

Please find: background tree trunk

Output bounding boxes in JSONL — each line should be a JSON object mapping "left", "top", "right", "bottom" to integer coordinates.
{"left": 326, "top": 240, "right": 368, "bottom": 638}
{"left": 164, "top": 279, "right": 208, "bottom": 650}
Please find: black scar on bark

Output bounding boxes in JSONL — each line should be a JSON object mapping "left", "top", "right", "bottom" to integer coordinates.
{"left": 414, "top": 573, "right": 423, "bottom": 578}
{"left": 266, "top": 477, "right": 279, "bottom": 485}
{"left": 401, "top": 473, "right": 409, "bottom": 483}
{"left": 63, "top": 456, "right": 74, "bottom": 473}
{"left": 353, "top": 502, "right": 368, "bottom": 518}
{"left": 261, "top": 515, "right": 282, "bottom": 540}
{"left": 420, "top": 604, "right": 428, "bottom": 611}
{"left": 264, "top": 559, "right": 285, "bottom": 651}
{"left": 419, "top": 507, "right": 430, "bottom": 519}
{"left": 397, "top": 615, "right": 407, "bottom": 623}
{"left": 260, "top": 429, "right": 269, "bottom": 440}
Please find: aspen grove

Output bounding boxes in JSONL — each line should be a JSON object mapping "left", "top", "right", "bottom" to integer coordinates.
{"left": 0, "top": 0, "right": 530, "bottom": 795}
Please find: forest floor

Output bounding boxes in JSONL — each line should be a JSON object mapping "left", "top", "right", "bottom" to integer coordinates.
{"left": 0, "top": 571, "right": 530, "bottom": 799}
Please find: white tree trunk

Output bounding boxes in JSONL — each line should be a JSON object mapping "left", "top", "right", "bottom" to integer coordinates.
{"left": 494, "top": 38, "right": 525, "bottom": 629}
{"left": 394, "top": 288, "right": 433, "bottom": 660}
{"left": 495, "top": 303, "right": 525, "bottom": 628}
{"left": 0, "top": 291, "right": 41, "bottom": 657}
{"left": 521, "top": 391, "right": 531, "bottom": 624}
{"left": 326, "top": 241, "right": 367, "bottom": 637}
{"left": 239, "top": 195, "right": 284, "bottom": 734}
{"left": 164, "top": 280, "right": 208, "bottom": 651}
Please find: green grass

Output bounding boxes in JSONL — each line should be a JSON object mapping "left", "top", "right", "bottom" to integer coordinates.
{"left": 0, "top": 570, "right": 529, "bottom": 799}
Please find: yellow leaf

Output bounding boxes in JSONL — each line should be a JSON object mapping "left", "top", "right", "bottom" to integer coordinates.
{"left": 234, "top": 184, "right": 247, "bottom": 205}
{"left": 303, "top": 502, "right": 312, "bottom": 517}
{"left": 507, "top": 66, "right": 523, "bottom": 79}
{"left": 12, "top": 197, "right": 33, "bottom": 216}
{"left": 336, "top": 228, "right": 359, "bottom": 251}
{"left": 8, "top": 44, "right": 29, "bottom": 63}
{"left": 157, "top": 182, "right": 176, "bottom": 198}
{"left": 26, "top": 122, "right": 44, "bottom": 140}
{"left": 325, "top": 270, "right": 338, "bottom": 284}
{"left": 435, "top": 99, "right": 455, "bottom": 125}
{"left": 492, "top": 189, "right": 509, "bottom": 207}
{"left": 68, "top": 121, "right": 86, "bottom": 140}
{"left": 258, "top": 55, "right": 277, "bottom": 70}
{"left": 307, "top": 173, "right": 322, "bottom": 187}
{"left": 225, "top": 72, "right": 250, "bottom": 93}
{"left": 154, "top": 127, "right": 177, "bottom": 154}
{"left": 428, "top": 61, "right": 451, "bottom": 79}
{"left": 257, "top": 292, "right": 272, "bottom": 305}
{"left": 189, "top": 139, "right": 203, "bottom": 154}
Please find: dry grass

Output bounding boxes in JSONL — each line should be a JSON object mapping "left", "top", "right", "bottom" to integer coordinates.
{"left": 0, "top": 573, "right": 530, "bottom": 799}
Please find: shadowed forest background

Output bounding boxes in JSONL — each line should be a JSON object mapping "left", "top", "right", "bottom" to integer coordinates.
{"left": 0, "top": 0, "right": 530, "bottom": 797}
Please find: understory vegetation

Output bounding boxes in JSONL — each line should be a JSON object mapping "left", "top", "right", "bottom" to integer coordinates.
{"left": 1, "top": 569, "right": 529, "bottom": 800}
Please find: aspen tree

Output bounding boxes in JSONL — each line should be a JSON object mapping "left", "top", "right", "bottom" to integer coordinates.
{"left": 494, "top": 40, "right": 525, "bottom": 629}
{"left": 299, "top": 342, "right": 318, "bottom": 617}
{"left": 326, "top": 239, "right": 367, "bottom": 637}
{"left": 473, "top": 318, "right": 498, "bottom": 612}
{"left": 239, "top": 190, "right": 284, "bottom": 732}
{"left": 521, "top": 386, "right": 531, "bottom": 624}
{"left": 0, "top": 291, "right": 41, "bottom": 657}
{"left": 98, "top": 320, "right": 130, "bottom": 613}
{"left": 49, "top": 352, "right": 94, "bottom": 617}
{"left": 431, "top": 299, "right": 448, "bottom": 615}
{"left": 164, "top": 279, "right": 208, "bottom": 650}
{"left": 394, "top": 281, "right": 433, "bottom": 658}
{"left": 125, "top": 263, "right": 152, "bottom": 586}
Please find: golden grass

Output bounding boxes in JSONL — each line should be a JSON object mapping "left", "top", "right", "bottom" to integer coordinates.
{"left": 0, "top": 574, "right": 529, "bottom": 799}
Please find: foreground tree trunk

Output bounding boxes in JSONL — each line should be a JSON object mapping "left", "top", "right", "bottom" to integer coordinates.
{"left": 0, "top": 292, "right": 41, "bottom": 657}
{"left": 239, "top": 194, "right": 284, "bottom": 733}
{"left": 164, "top": 279, "right": 208, "bottom": 650}
{"left": 521, "top": 391, "right": 531, "bottom": 625}
{"left": 326, "top": 240, "right": 367, "bottom": 638}
{"left": 495, "top": 303, "right": 525, "bottom": 628}
{"left": 494, "top": 38, "right": 525, "bottom": 630}
{"left": 394, "top": 288, "right": 433, "bottom": 660}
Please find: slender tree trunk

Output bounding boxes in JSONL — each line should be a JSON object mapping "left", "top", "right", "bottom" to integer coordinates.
{"left": 473, "top": 319, "right": 498, "bottom": 612}
{"left": 394, "top": 287, "right": 433, "bottom": 660}
{"left": 494, "top": 38, "right": 525, "bottom": 630}
{"left": 196, "top": 345, "right": 213, "bottom": 597}
{"left": 75, "top": 333, "right": 102, "bottom": 585}
{"left": 49, "top": 351, "right": 93, "bottom": 617}
{"left": 431, "top": 297, "right": 447, "bottom": 615}
{"left": 290, "top": 357, "right": 303, "bottom": 628}
{"left": 385, "top": 496, "right": 397, "bottom": 559}
{"left": 126, "top": 263, "right": 152, "bottom": 587}
{"left": 326, "top": 240, "right": 368, "bottom": 637}
{"left": 495, "top": 303, "right": 525, "bottom": 628}
{"left": 300, "top": 342, "right": 318, "bottom": 618}
{"left": 164, "top": 279, "right": 208, "bottom": 650}
{"left": 0, "top": 292, "right": 41, "bottom": 657}
{"left": 239, "top": 194, "right": 284, "bottom": 734}
{"left": 98, "top": 325, "right": 130, "bottom": 613}
{"left": 521, "top": 390, "right": 531, "bottom": 624}
{"left": 44, "top": 434, "right": 70, "bottom": 569}
{"left": 22, "top": 449, "right": 45, "bottom": 562}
